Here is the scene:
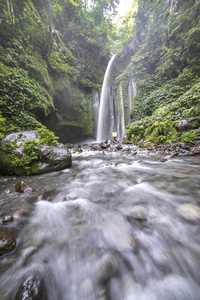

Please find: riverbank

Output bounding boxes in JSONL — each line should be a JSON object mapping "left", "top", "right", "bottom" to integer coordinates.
{"left": 69, "top": 138, "right": 200, "bottom": 159}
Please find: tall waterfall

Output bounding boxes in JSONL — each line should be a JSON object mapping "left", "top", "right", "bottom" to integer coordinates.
{"left": 128, "top": 79, "right": 137, "bottom": 124}
{"left": 97, "top": 55, "right": 116, "bottom": 142}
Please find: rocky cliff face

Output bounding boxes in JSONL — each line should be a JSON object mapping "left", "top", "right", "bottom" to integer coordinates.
{"left": 0, "top": 0, "right": 109, "bottom": 143}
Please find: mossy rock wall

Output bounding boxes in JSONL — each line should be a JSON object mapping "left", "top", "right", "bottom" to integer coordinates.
{"left": 0, "top": 0, "right": 108, "bottom": 143}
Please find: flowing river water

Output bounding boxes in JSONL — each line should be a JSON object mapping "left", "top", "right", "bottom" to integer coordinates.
{"left": 0, "top": 144, "right": 200, "bottom": 300}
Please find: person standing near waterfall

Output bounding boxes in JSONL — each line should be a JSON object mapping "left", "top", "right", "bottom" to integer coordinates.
{"left": 112, "top": 131, "right": 117, "bottom": 141}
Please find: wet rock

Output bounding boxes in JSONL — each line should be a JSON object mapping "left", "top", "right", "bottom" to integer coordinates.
{"left": 0, "top": 131, "right": 72, "bottom": 176}
{"left": 178, "top": 150, "right": 190, "bottom": 157}
{"left": 15, "top": 181, "right": 33, "bottom": 193}
{"left": 90, "top": 143, "right": 102, "bottom": 151}
{"left": 122, "top": 140, "right": 134, "bottom": 145}
{"left": 125, "top": 206, "right": 148, "bottom": 221}
{"left": 176, "top": 203, "right": 200, "bottom": 222}
{"left": 15, "top": 273, "right": 47, "bottom": 300}
{"left": 190, "top": 142, "right": 200, "bottom": 155}
{"left": 95, "top": 255, "right": 117, "bottom": 286}
{"left": 27, "top": 190, "right": 59, "bottom": 204}
{"left": 2, "top": 215, "right": 13, "bottom": 223}
{"left": 101, "top": 218, "right": 136, "bottom": 252}
{"left": 177, "top": 120, "right": 189, "bottom": 132}
{"left": 116, "top": 144, "right": 122, "bottom": 150}
{"left": 13, "top": 210, "right": 29, "bottom": 220}
{"left": 5, "top": 188, "right": 11, "bottom": 194}
{"left": 26, "top": 194, "right": 41, "bottom": 204}
{"left": 65, "top": 143, "right": 74, "bottom": 149}
{"left": 168, "top": 152, "right": 179, "bottom": 158}
{"left": 160, "top": 158, "right": 168, "bottom": 162}
{"left": 0, "top": 227, "right": 16, "bottom": 256}
{"left": 101, "top": 143, "right": 110, "bottom": 149}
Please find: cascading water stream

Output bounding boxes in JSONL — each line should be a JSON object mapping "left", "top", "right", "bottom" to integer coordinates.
{"left": 0, "top": 147, "right": 200, "bottom": 299}
{"left": 128, "top": 79, "right": 137, "bottom": 124}
{"left": 92, "top": 91, "right": 100, "bottom": 137}
{"left": 97, "top": 55, "right": 116, "bottom": 142}
{"left": 118, "top": 83, "right": 126, "bottom": 141}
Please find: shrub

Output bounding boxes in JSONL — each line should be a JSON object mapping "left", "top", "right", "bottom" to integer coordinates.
{"left": 126, "top": 82, "right": 200, "bottom": 144}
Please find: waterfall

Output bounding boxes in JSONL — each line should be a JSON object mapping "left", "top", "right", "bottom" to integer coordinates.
{"left": 128, "top": 79, "right": 137, "bottom": 124}
{"left": 97, "top": 55, "right": 115, "bottom": 142}
{"left": 118, "top": 84, "right": 126, "bottom": 141}
{"left": 92, "top": 91, "right": 99, "bottom": 137}
{"left": 109, "top": 85, "right": 117, "bottom": 136}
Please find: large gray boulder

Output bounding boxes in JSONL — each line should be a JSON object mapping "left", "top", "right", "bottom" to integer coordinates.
{"left": 177, "top": 117, "right": 200, "bottom": 132}
{"left": 0, "top": 131, "right": 72, "bottom": 175}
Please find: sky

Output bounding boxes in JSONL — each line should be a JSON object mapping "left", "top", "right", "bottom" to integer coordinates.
{"left": 116, "top": 0, "right": 134, "bottom": 19}
{"left": 85, "top": 0, "right": 134, "bottom": 19}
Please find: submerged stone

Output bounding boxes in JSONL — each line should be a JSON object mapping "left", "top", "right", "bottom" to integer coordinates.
{"left": 176, "top": 203, "right": 200, "bottom": 222}
{"left": 125, "top": 205, "right": 149, "bottom": 221}
{"left": 101, "top": 218, "right": 136, "bottom": 252}
{"left": 15, "top": 273, "right": 47, "bottom": 300}
{"left": 0, "top": 227, "right": 16, "bottom": 256}
{"left": 95, "top": 254, "right": 117, "bottom": 285}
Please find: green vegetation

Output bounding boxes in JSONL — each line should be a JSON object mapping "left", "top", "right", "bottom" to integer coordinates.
{"left": 110, "top": 0, "right": 200, "bottom": 145}
{"left": 126, "top": 82, "right": 200, "bottom": 144}
{"left": 0, "top": 62, "right": 53, "bottom": 133}
{"left": 36, "top": 126, "right": 59, "bottom": 146}
{"left": 0, "top": 0, "right": 120, "bottom": 141}
{"left": 0, "top": 111, "right": 6, "bottom": 140}
{"left": 181, "top": 131, "right": 199, "bottom": 143}
{"left": 2, "top": 127, "right": 60, "bottom": 174}
{"left": 0, "top": 0, "right": 199, "bottom": 146}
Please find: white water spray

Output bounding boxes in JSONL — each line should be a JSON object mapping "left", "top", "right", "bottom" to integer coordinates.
{"left": 128, "top": 79, "right": 137, "bottom": 124}
{"left": 118, "top": 84, "right": 126, "bottom": 141}
{"left": 92, "top": 91, "right": 100, "bottom": 137}
{"left": 97, "top": 55, "right": 116, "bottom": 142}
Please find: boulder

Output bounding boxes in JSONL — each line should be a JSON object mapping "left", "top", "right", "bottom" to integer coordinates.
{"left": 0, "top": 227, "right": 16, "bottom": 256}
{"left": 177, "top": 117, "right": 200, "bottom": 132}
{"left": 15, "top": 181, "right": 33, "bottom": 193}
{"left": 15, "top": 273, "right": 47, "bottom": 300}
{"left": 0, "top": 131, "right": 72, "bottom": 176}
{"left": 177, "top": 120, "right": 189, "bottom": 132}
{"left": 1, "top": 215, "right": 13, "bottom": 223}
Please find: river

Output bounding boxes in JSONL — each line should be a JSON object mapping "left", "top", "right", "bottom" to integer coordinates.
{"left": 0, "top": 144, "right": 200, "bottom": 299}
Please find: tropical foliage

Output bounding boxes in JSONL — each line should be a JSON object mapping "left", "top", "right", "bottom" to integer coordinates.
{"left": 114, "top": 0, "right": 200, "bottom": 123}
{"left": 0, "top": 0, "right": 199, "bottom": 145}
{"left": 126, "top": 81, "right": 200, "bottom": 144}
{"left": 0, "top": 0, "right": 119, "bottom": 139}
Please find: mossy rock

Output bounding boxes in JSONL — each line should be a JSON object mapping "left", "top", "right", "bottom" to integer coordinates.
{"left": 0, "top": 130, "right": 72, "bottom": 176}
